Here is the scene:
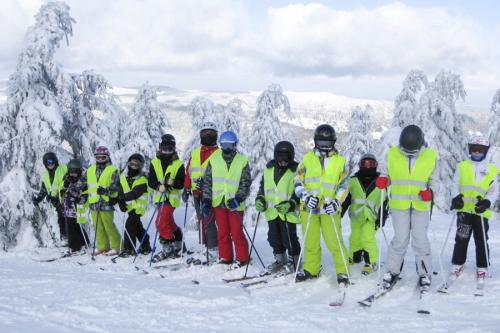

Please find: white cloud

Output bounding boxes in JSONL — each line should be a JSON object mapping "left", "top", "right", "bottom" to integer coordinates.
{"left": 260, "top": 2, "right": 489, "bottom": 77}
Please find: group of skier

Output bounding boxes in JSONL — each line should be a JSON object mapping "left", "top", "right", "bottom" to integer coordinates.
{"left": 32, "top": 121, "right": 499, "bottom": 294}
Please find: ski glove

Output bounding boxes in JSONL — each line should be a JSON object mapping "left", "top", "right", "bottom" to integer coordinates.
{"left": 182, "top": 188, "right": 192, "bottom": 203}
{"left": 475, "top": 197, "right": 491, "bottom": 214}
{"left": 194, "top": 178, "right": 204, "bottom": 190}
{"left": 158, "top": 184, "right": 166, "bottom": 193}
{"left": 255, "top": 196, "right": 266, "bottom": 212}
{"left": 375, "top": 176, "right": 389, "bottom": 189}
{"left": 450, "top": 194, "right": 464, "bottom": 210}
{"left": 119, "top": 202, "right": 128, "bottom": 213}
{"left": 324, "top": 199, "right": 340, "bottom": 215}
{"left": 419, "top": 189, "right": 433, "bottom": 202}
{"left": 275, "top": 200, "right": 292, "bottom": 215}
{"left": 97, "top": 187, "right": 108, "bottom": 196}
{"left": 304, "top": 194, "right": 319, "bottom": 210}
{"left": 227, "top": 198, "right": 240, "bottom": 211}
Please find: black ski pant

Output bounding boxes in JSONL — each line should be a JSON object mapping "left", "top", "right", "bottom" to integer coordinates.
{"left": 267, "top": 218, "right": 301, "bottom": 256}
{"left": 451, "top": 212, "right": 489, "bottom": 268}
{"left": 123, "top": 211, "right": 151, "bottom": 252}
{"left": 55, "top": 203, "right": 67, "bottom": 239}
{"left": 194, "top": 194, "right": 218, "bottom": 250}
{"left": 66, "top": 217, "right": 89, "bottom": 252}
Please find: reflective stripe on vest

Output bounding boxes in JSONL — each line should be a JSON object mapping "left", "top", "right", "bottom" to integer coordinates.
{"left": 210, "top": 150, "right": 248, "bottom": 211}
{"left": 348, "top": 177, "right": 382, "bottom": 223}
{"left": 87, "top": 164, "right": 118, "bottom": 204}
{"left": 42, "top": 165, "right": 68, "bottom": 198}
{"left": 120, "top": 174, "right": 149, "bottom": 216}
{"left": 76, "top": 204, "right": 87, "bottom": 224}
{"left": 457, "top": 160, "right": 498, "bottom": 218}
{"left": 263, "top": 167, "right": 299, "bottom": 223}
{"left": 387, "top": 146, "right": 437, "bottom": 211}
{"left": 190, "top": 146, "right": 218, "bottom": 190}
{"left": 151, "top": 158, "right": 183, "bottom": 207}
{"left": 301, "top": 151, "right": 346, "bottom": 203}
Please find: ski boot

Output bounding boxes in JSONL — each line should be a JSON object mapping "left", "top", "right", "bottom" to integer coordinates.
{"left": 450, "top": 264, "right": 464, "bottom": 279}
{"left": 418, "top": 275, "right": 431, "bottom": 293}
{"left": 231, "top": 259, "right": 249, "bottom": 270}
{"left": 139, "top": 243, "right": 152, "bottom": 255}
{"left": 207, "top": 247, "right": 219, "bottom": 265}
{"left": 381, "top": 272, "right": 399, "bottom": 290}
{"left": 151, "top": 240, "right": 175, "bottom": 263}
{"left": 118, "top": 249, "right": 134, "bottom": 258}
{"left": 264, "top": 252, "right": 287, "bottom": 275}
{"left": 477, "top": 268, "right": 487, "bottom": 285}
{"left": 295, "top": 269, "right": 320, "bottom": 283}
{"left": 361, "top": 263, "right": 377, "bottom": 276}
{"left": 337, "top": 273, "right": 350, "bottom": 287}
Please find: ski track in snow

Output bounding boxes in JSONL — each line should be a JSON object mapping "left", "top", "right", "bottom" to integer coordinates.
{"left": 1, "top": 211, "right": 500, "bottom": 332}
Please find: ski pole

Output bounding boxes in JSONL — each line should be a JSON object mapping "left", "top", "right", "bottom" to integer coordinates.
{"left": 91, "top": 209, "right": 101, "bottom": 261}
{"left": 295, "top": 209, "right": 313, "bottom": 282}
{"left": 436, "top": 212, "right": 456, "bottom": 280}
{"left": 326, "top": 199, "right": 350, "bottom": 282}
{"left": 284, "top": 215, "right": 297, "bottom": 272}
{"left": 79, "top": 223, "right": 90, "bottom": 251}
{"left": 119, "top": 211, "right": 127, "bottom": 253}
{"left": 377, "top": 189, "right": 386, "bottom": 282}
{"left": 34, "top": 203, "right": 58, "bottom": 246}
{"left": 236, "top": 211, "right": 265, "bottom": 269}
{"left": 133, "top": 193, "right": 163, "bottom": 263}
{"left": 180, "top": 201, "right": 189, "bottom": 259}
{"left": 243, "top": 212, "right": 261, "bottom": 278}
{"left": 480, "top": 214, "right": 491, "bottom": 278}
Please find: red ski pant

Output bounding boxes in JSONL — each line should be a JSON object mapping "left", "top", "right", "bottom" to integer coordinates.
{"left": 155, "top": 204, "right": 179, "bottom": 240}
{"left": 214, "top": 208, "right": 249, "bottom": 263}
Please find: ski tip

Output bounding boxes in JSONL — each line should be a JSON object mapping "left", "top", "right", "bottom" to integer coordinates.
{"left": 192, "top": 280, "right": 200, "bottom": 285}
{"left": 417, "top": 310, "right": 431, "bottom": 315}
{"left": 358, "top": 301, "right": 372, "bottom": 308}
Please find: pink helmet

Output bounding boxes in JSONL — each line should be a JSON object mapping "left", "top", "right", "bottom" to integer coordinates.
{"left": 94, "top": 146, "right": 110, "bottom": 157}
{"left": 468, "top": 135, "right": 489, "bottom": 147}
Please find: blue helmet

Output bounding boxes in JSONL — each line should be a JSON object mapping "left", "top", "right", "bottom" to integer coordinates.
{"left": 219, "top": 131, "right": 238, "bottom": 152}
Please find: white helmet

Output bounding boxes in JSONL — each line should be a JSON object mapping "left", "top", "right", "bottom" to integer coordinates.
{"left": 468, "top": 135, "right": 489, "bottom": 147}
{"left": 200, "top": 121, "right": 218, "bottom": 132}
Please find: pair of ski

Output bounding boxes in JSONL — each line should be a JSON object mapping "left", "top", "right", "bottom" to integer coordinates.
{"left": 223, "top": 269, "right": 290, "bottom": 286}
{"left": 437, "top": 271, "right": 485, "bottom": 297}
{"left": 358, "top": 279, "right": 431, "bottom": 314}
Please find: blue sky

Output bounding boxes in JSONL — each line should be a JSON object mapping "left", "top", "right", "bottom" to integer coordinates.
{"left": 0, "top": 0, "right": 498, "bottom": 108}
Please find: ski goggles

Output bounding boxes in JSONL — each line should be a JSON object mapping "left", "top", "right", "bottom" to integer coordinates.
{"left": 275, "top": 152, "right": 291, "bottom": 163}
{"left": 359, "top": 159, "right": 378, "bottom": 169}
{"left": 95, "top": 155, "right": 109, "bottom": 163}
{"left": 315, "top": 140, "right": 334, "bottom": 150}
{"left": 468, "top": 144, "right": 488, "bottom": 154}
{"left": 220, "top": 142, "right": 236, "bottom": 152}
{"left": 44, "top": 159, "right": 56, "bottom": 166}
{"left": 128, "top": 160, "right": 143, "bottom": 170}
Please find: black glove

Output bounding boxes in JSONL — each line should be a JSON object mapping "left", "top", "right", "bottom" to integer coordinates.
{"left": 97, "top": 186, "right": 108, "bottom": 196}
{"left": 108, "top": 197, "right": 118, "bottom": 206}
{"left": 450, "top": 194, "right": 464, "bottom": 210}
{"left": 48, "top": 195, "right": 59, "bottom": 206}
{"left": 119, "top": 202, "right": 128, "bottom": 213}
{"left": 182, "top": 188, "right": 192, "bottom": 203}
{"left": 194, "top": 178, "right": 203, "bottom": 190}
{"left": 475, "top": 197, "right": 491, "bottom": 214}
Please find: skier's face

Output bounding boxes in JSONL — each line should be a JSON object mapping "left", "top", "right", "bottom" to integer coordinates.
{"left": 95, "top": 155, "right": 109, "bottom": 164}
{"left": 275, "top": 152, "right": 291, "bottom": 168}
{"left": 469, "top": 144, "right": 488, "bottom": 161}
{"left": 359, "top": 159, "right": 378, "bottom": 169}
{"left": 159, "top": 142, "right": 175, "bottom": 156}
{"left": 68, "top": 169, "right": 81, "bottom": 180}
{"left": 200, "top": 129, "right": 218, "bottom": 146}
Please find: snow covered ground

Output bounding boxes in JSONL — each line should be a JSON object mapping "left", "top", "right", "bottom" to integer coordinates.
{"left": 1, "top": 210, "right": 499, "bottom": 332}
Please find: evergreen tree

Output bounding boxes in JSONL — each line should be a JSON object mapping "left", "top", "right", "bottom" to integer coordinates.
{"left": 487, "top": 89, "right": 500, "bottom": 166}
{"left": 392, "top": 70, "right": 428, "bottom": 128}
{"left": 344, "top": 105, "right": 374, "bottom": 173}
{"left": 417, "top": 70, "right": 467, "bottom": 209}
{"left": 247, "top": 84, "right": 290, "bottom": 223}
{"left": 118, "top": 83, "right": 169, "bottom": 164}
{"left": 0, "top": 2, "right": 75, "bottom": 248}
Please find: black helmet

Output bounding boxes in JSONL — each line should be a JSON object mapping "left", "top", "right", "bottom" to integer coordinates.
{"left": 399, "top": 125, "right": 424, "bottom": 153}
{"left": 42, "top": 152, "right": 58, "bottom": 167}
{"left": 274, "top": 141, "right": 295, "bottom": 163}
{"left": 159, "top": 134, "right": 176, "bottom": 154}
{"left": 67, "top": 158, "right": 82, "bottom": 170}
{"left": 128, "top": 153, "right": 145, "bottom": 164}
{"left": 314, "top": 124, "right": 336, "bottom": 152}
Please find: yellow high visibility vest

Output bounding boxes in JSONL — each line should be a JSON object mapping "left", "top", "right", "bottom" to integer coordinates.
{"left": 87, "top": 164, "right": 118, "bottom": 204}
{"left": 457, "top": 160, "right": 498, "bottom": 218}
{"left": 348, "top": 177, "right": 384, "bottom": 223}
{"left": 210, "top": 150, "right": 248, "bottom": 211}
{"left": 387, "top": 146, "right": 437, "bottom": 211}
{"left": 189, "top": 146, "right": 219, "bottom": 190}
{"left": 42, "top": 165, "right": 67, "bottom": 198}
{"left": 263, "top": 167, "right": 299, "bottom": 223}
{"left": 120, "top": 174, "right": 149, "bottom": 216}
{"left": 151, "top": 158, "right": 183, "bottom": 207}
